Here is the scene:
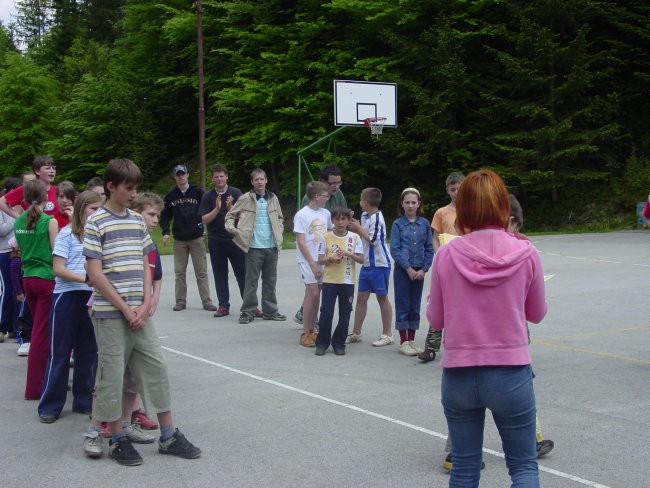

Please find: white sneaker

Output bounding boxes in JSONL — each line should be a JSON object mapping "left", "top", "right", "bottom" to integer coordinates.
{"left": 409, "top": 341, "right": 424, "bottom": 354}
{"left": 83, "top": 430, "right": 103, "bottom": 458}
{"left": 399, "top": 341, "right": 418, "bottom": 356}
{"left": 17, "top": 342, "right": 30, "bottom": 356}
{"left": 345, "top": 333, "right": 362, "bottom": 344}
{"left": 372, "top": 334, "right": 394, "bottom": 347}
{"left": 124, "top": 423, "right": 155, "bottom": 444}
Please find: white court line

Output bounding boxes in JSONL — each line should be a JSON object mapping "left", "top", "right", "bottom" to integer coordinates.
{"left": 537, "top": 250, "right": 650, "bottom": 268}
{"left": 162, "top": 346, "right": 611, "bottom": 488}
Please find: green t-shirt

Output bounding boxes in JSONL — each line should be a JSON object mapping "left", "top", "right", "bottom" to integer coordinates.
{"left": 301, "top": 188, "right": 347, "bottom": 211}
{"left": 14, "top": 212, "right": 55, "bottom": 280}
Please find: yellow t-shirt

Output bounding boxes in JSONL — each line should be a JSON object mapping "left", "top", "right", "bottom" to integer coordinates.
{"left": 438, "top": 233, "right": 461, "bottom": 246}
{"left": 319, "top": 231, "right": 363, "bottom": 284}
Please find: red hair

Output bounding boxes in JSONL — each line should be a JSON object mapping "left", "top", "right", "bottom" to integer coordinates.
{"left": 455, "top": 169, "right": 510, "bottom": 234}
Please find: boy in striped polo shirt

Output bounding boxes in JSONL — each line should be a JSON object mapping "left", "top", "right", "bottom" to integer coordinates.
{"left": 346, "top": 187, "right": 394, "bottom": 347}
{"left": 83, "top": 158, "right": 200, "bottom": 466}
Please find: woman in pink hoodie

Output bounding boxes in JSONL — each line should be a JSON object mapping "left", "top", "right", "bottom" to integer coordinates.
{"left": 427, "top": 170, "right": 547, "bottom": 488}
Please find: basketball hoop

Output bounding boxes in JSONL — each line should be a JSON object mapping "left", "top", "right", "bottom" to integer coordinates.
{"left": 364, "top": 117, "right": 387, "bottom": 137}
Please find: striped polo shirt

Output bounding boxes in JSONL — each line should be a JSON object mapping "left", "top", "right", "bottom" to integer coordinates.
{"left": 82, "top": 207, "right": 154, "bottom": 318}
{"left": 361, "top": 210, "right": 392, "bottom": 268}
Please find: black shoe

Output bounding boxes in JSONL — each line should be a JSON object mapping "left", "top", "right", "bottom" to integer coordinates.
{"left": 537, "top": 439, "right": 554, "bottom": 457}
{"left": 109, "top": 437, "right": 143, "bottom": 466}
{"left": 418, "top": 348, "right": 436, "bottom": 362}
{"left": 333, "top": 348, "right": 346, "bottom": 356}
{"left": 315, "top": 347, "right": 326, "bottom": 356}
{"left": 238, "top": 312, "right": 253, "bottom": 324}
{"left": 158, "top": 429, "right": 201, "bottom": 459}
{"left": 39, "top": 413, "right": 56, "bottom": 424}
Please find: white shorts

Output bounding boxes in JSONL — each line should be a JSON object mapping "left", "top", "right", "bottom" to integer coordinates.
{"left": 298, "top": 261, "right": 323, "bottom": 285}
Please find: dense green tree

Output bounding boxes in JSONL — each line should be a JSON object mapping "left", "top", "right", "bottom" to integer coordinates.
{"left": 82, "top": 0, "right": 126, "bottom": 44}
{"left": 0, "top": 23, "right": 20, "bottom": 64}
{"left": 45, "top": 70, "right": 164, "bottom": 181}
{"left": 13, "top": 0, "right": 53, "bottom": 49}
{"left": 0, "top": 51, "right": 59, "bottom": 176}
{"left": 1, "top": 0, "right": 648, "bottom": 227}
{"left": 109, "top": 0, "right": 199, "bottom": 172}
{"left": 472, "top": 2, "right": 619, "bottom": 195}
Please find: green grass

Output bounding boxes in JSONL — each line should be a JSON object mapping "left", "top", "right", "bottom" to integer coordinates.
{"left": 152, "top": 223, "right": 642, "bottom": 257}
{"left": 149, "top": 226, "right": 173, "bottom": 255}
{"left": 150, "top": 227, "right": 298, "bottom": 255}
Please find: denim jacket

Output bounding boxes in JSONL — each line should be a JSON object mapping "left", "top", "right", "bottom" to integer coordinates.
{"left": 390, "top": 216, "right": 434, "bottom": 272}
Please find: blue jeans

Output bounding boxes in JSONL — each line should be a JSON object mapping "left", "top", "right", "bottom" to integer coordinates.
{"left": 442, "top": 365, "right": 539, "bottom": 488}
{"left": 393, "top": 266, "right": 424, "bottom": 331}
{"left": 316, "top": 283, "right": 354, "bottom": 350}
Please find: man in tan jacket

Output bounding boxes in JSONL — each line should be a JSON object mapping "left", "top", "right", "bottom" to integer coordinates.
{"left": 225, "top": 168, "right": 285, "bottom": 324}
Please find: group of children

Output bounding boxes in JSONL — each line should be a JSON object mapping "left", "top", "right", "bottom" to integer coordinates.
{"left": 0, "top": 157, "right": 200, "bottom": 467}
{"left": 293, "top": 181, "right": 435, "bottom": 358}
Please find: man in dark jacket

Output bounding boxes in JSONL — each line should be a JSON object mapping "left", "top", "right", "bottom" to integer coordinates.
{"left": 198, "top": 163, "right": 250, "bottom": 318}
{"left": 161, "top": 164, "right": 216, "bottom": 312}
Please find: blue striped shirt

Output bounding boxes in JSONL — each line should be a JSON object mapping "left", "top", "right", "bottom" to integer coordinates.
{"left": 53, "top": 225, "right": 93, "bottom": 294}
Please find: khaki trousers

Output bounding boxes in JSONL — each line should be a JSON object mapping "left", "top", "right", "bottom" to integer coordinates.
{"left": 93, "top": 317, "right": 171, "bottom": 422}
{"left": 173, "top": 236, "right": 212, "bottom": 306}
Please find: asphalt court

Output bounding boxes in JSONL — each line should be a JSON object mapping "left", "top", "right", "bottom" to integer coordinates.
{"left": 0, "top": 231, "right": 648, "bottom": 487}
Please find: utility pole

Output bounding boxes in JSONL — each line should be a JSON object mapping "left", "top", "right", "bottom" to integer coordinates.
{"left": 196, "top": 0, "right": 206, "bottom": 189}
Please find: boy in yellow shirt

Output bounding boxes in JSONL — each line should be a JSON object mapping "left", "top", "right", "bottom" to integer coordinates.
{"left": 314, "top": 208, "right": 363, "bottom": 355}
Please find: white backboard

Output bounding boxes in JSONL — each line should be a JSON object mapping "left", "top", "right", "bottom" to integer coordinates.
{"left": 334, "top": 80, "right": 397, "bottom": 127}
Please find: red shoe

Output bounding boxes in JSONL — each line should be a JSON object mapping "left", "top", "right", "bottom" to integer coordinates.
{"left": 213, "top": 306, "right": 229, "bottom": 317}
{"left": 100, "top": 422, "right": 111, "bottom": 438}
{"left": 131, "top": 409, "right": 158, "bottom": 430}
{"left": 255, "top": 308, "right": 264, "bottom": 318}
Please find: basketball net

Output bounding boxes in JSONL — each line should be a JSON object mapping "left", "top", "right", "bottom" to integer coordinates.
{"left": 364, "top": 117, "right": 387, "bottom": 138}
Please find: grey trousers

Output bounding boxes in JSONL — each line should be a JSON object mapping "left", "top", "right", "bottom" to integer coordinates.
{"left": 241, "top": 247, "right": 279, "bottom": 315}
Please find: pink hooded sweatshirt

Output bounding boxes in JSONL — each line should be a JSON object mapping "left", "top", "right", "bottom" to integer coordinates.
{"left": 427, "top": 228, "right": 547, "bottom": 368}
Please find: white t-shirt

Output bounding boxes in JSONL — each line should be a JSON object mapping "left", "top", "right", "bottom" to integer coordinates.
{"left": 293, "top": 206, "right": 332, "bottom": 263}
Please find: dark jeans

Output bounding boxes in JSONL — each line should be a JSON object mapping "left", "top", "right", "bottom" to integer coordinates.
{"left": 393, "top": 266, "right": 424, "bottom": 331}
{"left": 14, "top": 298, "right": 33, "bottom": 342}
{"left": 241, "top": 247, "right": 279, "bottom": 315}
{"left": 316, "top": 283, "right": 354, "bottom": 351}
{"left": 442, "top": 365, "right": 539, "bottom": 488}
{"left": 208, "top": 238, "right": 246, "bottom": 309}
{"left": 0, "top": 252, "right": 14, "bottom": 334}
